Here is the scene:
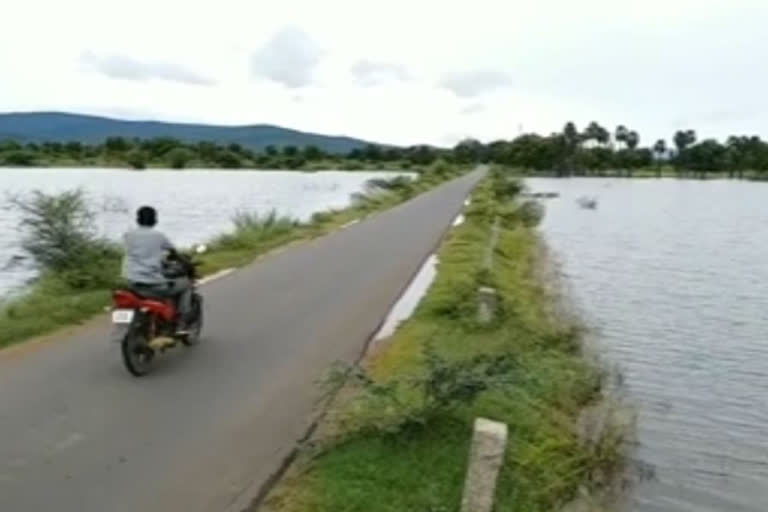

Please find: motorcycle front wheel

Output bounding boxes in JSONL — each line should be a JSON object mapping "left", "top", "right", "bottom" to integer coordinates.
{"left": 121, "top": 329, "right": 154, "bottom": 376}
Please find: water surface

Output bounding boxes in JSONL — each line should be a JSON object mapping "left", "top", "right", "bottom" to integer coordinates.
{"left": 527, "top": 177, "right": 768, "bottom": 512}
{"left": 0, "top": 168, "right": 403, "bottom": 297}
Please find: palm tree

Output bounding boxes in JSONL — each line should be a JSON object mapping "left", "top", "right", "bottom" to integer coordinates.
{"left": 653, "top": 139, "right": 667, "bottom": 177}
{"left": 613, "top": 126, "right": 631, "bottom": 176}
{"left": 596, "top": 126, "right": 611, "bottom": 147}
{"left": 626, "top": 131, "right": 640, "bottom": 150}
{"left": 563, "top": 122, "right": 580, "bottom": 175}
{"left": 615, "top": 125, "right": 629, "bottom": 150}
{"left": 583, "top": 121, "right": 602, "bottom": 148}
{"left": 563, "top": 122, "right": 580, "bottom": 147}
{"left": 673, "top": 129, "right": 697, "bottom": 175}
{"left": 686, "top": 129, "right": 697, "bottom": 147}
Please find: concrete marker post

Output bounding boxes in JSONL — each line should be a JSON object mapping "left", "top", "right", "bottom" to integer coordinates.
{"left": 461, "top": 417, "right": 509, "bottom": 512}
{"left": 477, "top": 286, "right": 498, "bottom": 324}
{"left": 482, "top": 217, "right": 501, "bottom": 271}
{"left": 477, "top": 216, "right": 502, "bottom": 324}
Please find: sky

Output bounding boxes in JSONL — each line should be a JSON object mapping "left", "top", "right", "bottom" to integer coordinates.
{"left": 2, "top": 0, "right": 767, "bottom": 147}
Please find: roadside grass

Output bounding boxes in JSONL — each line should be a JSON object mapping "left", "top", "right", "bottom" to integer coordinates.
{"left": 0, "top": 162, "right": 466, "bottom": 350}
{"left": 263, "top": 175, "right": 622, "bottom": 512}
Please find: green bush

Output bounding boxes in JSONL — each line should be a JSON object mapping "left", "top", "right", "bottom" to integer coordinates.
{"left": 421, "top": 159, "right": 454, "bottom": 179}
{"left": 125, "top": 149, "right": 147, "bottom": 170}
{"left": 165, "top": 147, "right": 194, "bottom": 169}
{"left": 3, "top": 150, "right": 37, "bottom": 166}
{"left": 212, "top": 209, "right": 299, "bottom": 250}
{"left": 326, "top": 342, "right": 520, "bottom": 436}
{"left": 311, "top": 211, "right": 334, "bottom": 225}
{"left": 365, "top": 176, "right": 415, "bottom": 198}
{"left": 9, "top": 189, "right": 121, "bottom": 289}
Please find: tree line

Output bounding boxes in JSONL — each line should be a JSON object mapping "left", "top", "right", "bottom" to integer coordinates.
{"left": 0, "top": 136, "right": 450, "bottom": 170}
{"left": 3, "top": 121, "right": 768, "bottom": 177}
{"left": 451, "top": 122, "right": 768, "bottom": 178}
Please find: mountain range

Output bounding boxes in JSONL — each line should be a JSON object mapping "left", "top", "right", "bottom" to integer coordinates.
{"left": 0, "top": 112, "right": 374, "bottom": 153}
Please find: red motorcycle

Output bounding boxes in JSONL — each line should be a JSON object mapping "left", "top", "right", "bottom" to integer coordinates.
{"left": 110, "top": 247, "right": 205, "bottom": 376}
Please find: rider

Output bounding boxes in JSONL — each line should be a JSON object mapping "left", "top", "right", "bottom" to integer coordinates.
{"left": 121, "top": 206, "right": 191, "bottom": 333}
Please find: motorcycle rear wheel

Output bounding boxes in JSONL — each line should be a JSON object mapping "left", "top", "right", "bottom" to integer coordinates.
{"left": 121, "top": 330, "right": 154, "bottom": 376}
{"left": 181, "top": 294, "right": 204, "bottom": 347}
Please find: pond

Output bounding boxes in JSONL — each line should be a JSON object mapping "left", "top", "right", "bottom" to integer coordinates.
{"left": 527, "top": 177, "right": 768, "bottom": 512}
{"left": 0, "top": 168, "right": 405, "bottom": 297}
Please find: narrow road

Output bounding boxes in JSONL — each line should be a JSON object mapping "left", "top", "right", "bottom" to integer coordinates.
{"left": 0, "top": 169, "right": 483, "bottom": 512}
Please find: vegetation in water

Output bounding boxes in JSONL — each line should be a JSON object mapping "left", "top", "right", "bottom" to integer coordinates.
{"left": 262, "top": 173, "right": 626, "bottom": 512}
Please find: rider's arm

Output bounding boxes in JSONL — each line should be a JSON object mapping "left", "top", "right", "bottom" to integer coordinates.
{"left": 159, "top": 232, "right": 178, "bottom": 258}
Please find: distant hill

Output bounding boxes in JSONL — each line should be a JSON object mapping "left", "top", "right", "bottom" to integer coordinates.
{"left": 0, "top": 112, "right": 374, "bottom": 153}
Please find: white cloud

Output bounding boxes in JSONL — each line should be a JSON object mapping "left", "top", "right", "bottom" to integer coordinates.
{"left": 250, "top": 27, "right": 323, "bottom": 88}
{"left": 461, "top": 103, "right": 486, "bottom": 116}
{"left": 80, "top": 52, "right": 215, "bottom": 86}
{"left": 350, "top": 60, "right": 410, "bottom": 87}
{"left": 441, "top": 71, "right": 513, "bottom": 98}
{"left": 2, "top": 0, "right": 768, "bottom": 146}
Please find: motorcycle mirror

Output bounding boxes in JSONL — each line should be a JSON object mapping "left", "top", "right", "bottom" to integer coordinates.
{"left": 195, "top": 244, "right": 208, "bottom": 254}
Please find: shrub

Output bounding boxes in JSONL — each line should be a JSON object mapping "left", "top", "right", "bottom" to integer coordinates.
{"left": 213, "top": 209, "right": 299, "bottom": 250}
{"left": 516, "top": 200, "right": 546, "bottom": 227}
{"left": 422, "top": 159, "right": 454, "bottom": 178}
{"left": 125, "top": 149, "right": 147, "bottom": 170}
{"left": 326, "top": 341, "right": 520, "bottom": 436}
{"left": 3, "top": 150, "right": 37, "bottom": 166}
{"left": 165, "top": 148, "right": 194, "bottom": 169}
{"left": 365, "top": 176, "right": 415, "bottom": 198}
{"left": 9, "top": 189, "right": 121, "bottom": 289}
{"left": 489, "top": 167, "right": 524, "bottom": 200}
{"left": 311, "top": 211, "right": 334, "bottom": 225}
{"left": 498, "top": 200, "right": 546, "bottom": 228}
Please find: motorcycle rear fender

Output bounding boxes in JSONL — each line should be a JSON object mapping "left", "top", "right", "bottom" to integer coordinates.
{"left": 110, "top": 323, "right": 131, "bottom": 343}
{"left": 112, "top": 289, "right": 176, "bottom": 323}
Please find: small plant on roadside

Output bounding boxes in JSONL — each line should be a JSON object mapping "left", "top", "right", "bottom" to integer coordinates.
{"left": 516, "top": 200, "right": 545, "bottom": 227}
{"left": 489, "top": 166, "right": 525, "bottom": 200}
{"left": 311, "top": 210, "right": 334, "bottom": 225}
{"left": 8, "top": 189, "right": 121, "bottom": 289}
{"left": 324, "top": 341, "right": 520, "bottom": 438}
{"left": 365, "top": 176, "right": 416, "bottom": 199}
{"left": 498, "top": 200, "right": 545, "bottom": 228}
{"left": 422, "top": 159, "right": 455, "bottom": 179}
{"left": 212, "top": 209, "right": 299, "bottom": 250}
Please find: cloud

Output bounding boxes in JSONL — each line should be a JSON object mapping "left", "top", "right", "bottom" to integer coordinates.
{"left": 461, "top": 102, "right": 485, "bottom": 115}
{"left": 80, "top": 52, "right": 215, "bottom": 86}
{"left": 440, "top": 70, "right": 513, "bottom": 98}
{"left": 250, "top": 27, "right": 323, "bottom": 88}
{"left": 6, "top": 0, "right": 768, "bottom": 146}
{"left": 350, "top": 60, "right": 409, "bottom": 87}
{"left": 670, "top": 108, "right": 758, "bottom": 129}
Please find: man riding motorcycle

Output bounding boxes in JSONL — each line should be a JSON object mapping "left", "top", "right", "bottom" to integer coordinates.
{"left": 121, "top": 206, "right": 192, "bottom": 333}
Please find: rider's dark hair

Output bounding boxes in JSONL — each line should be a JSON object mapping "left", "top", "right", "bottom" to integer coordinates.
{"left": 136, "top": 206, "right": 157, "bottom": 227}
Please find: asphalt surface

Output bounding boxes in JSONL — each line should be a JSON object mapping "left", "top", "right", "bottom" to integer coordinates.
{"left": 0, "top": 168, "right": 483, "bottom": 512}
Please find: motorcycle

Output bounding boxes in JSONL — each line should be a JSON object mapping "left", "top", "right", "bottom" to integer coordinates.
{"left": 110, "top": 245, "right": 206, "bottom": 376}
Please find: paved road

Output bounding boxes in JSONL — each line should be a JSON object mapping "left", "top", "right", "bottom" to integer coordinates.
{"left": 0, "top": 169, "right": 483, "bottom": 512}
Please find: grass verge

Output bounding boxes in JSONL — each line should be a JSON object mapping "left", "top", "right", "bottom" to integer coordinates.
{"left": 262, "top": 172, "right": 624, "bottom": 512}
{"left": 0, "top": 162, "right": 466, "bottom": 350}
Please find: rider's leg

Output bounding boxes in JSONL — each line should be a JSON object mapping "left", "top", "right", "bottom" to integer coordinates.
{"left": 169, "top": 277, "right": 192, "bottom": 327}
